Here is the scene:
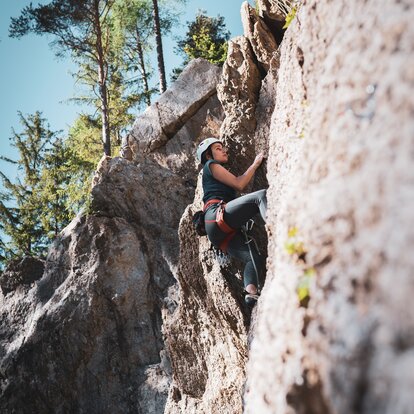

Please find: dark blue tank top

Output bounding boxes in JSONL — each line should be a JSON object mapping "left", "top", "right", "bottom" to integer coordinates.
{"left": 202, "top": 160, "right": 236, "bottom": 204}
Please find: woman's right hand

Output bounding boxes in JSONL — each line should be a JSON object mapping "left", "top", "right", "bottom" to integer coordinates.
{"left": 253, "top": 152, "right": 265, "bottom": 169}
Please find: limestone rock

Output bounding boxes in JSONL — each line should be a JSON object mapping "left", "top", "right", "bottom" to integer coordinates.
{"left": 252, "top": 52, "right": 280, "bottom": 189}
{"left": 147, "top": 94, "right": 224, "bottom": 186}
{"left": 0, "top": 256, "right": 44, "bottom": 295}
{"left": 1, "top": 1, "right": 413, "bottom": 413}
{"left": 257, "top": 0, "right": 286, "bottom": 21}
{"left": 244, "top": 0, "right": 414, "bottom": 413}
{"left": 127, "top": 59, "right": 221, "bottom": 156}
{"left": 217, "top": 36, "right": 261, "bottom": 175}
{"left": 241, "top": 1, "right": 278, "bottom": 71}
{"left": 0, "top": 214, "right": 167, "bottom": 413}
{"left": 163, "top": 178, "right": 250, "bottom": 414}
{"left": 256, "top": 0, "right": 287, "bottom": 44}
{"left": 0, "top": 57, "right": 224, "bottom": 413}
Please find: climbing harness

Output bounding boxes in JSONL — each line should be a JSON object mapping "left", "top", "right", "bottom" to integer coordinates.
{"left": 203, "top": 199, "right": 237, "bottom": 254}
{"left": 200, "top": 200, "right": 263, "bottom": 283}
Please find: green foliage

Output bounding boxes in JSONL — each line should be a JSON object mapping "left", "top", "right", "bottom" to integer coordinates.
{"left": 297, "top": 267, "right": 316, "bottom": 303}
{"left": 0, "top": 112, "right": 110, "bottom": 269}
{"left": 0, "top": 112, "right": 67, "bottom": 262}
{"left": 112, "top": 0, "right": 155, "bottom": 106}
{"left": 64, "top": 114, "right": 112, "bottom": 209}
{"left": 184, "top": 26, "right": 228, "bottom": 64}
{"left": 173, "top": 11, "right": 230, "bottom": 79}
{"left": 283, "top": 5, "right": 297, "bottom": 29}
{"left": 9, "top": 0, "right": 119, "bottom": 155}
{"left": 284, "top": 226, "right": 305, "bottom": 256}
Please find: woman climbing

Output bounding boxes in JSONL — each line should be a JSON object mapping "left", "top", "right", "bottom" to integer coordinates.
{"left": 196, "top": 137, "right": 267, "bottom": 306}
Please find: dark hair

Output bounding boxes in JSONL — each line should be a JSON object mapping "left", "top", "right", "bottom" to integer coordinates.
{"left": 201, "top": 146, "right": 213, "bottom": 165}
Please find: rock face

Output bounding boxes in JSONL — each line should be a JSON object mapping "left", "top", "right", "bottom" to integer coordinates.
{"left": 125, "top": 59, "right": 222, "bottom": 156}
{"left": 241, "top": 1, "right": 278, "bottom": 71}
{"left": 244, "top": 1, "right": 414, "bottom": 413}
{"left": 0, "top": 59, "right": 224, "bottom": 414}
{"left": 217, "top": 36, "right": 262, "bottom": 176}
{"left": 1, "top": 1, "right": 414, "bottom": 413}
{"left": 0, "top": 257, "right": 44, "bottom": 295}
{"left": 162, "top": 182, "right": 251, "bottom": 414}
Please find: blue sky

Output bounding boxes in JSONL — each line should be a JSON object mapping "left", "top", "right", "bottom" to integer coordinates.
{"left": 0, "top": 0, "right": 252, "bottom": 179}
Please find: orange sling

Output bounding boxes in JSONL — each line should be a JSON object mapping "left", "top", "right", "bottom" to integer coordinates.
{"left": 203, "top": 199, "right": 236, "bottom": 253}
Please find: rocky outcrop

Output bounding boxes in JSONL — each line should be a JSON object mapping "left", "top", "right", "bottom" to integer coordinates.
{"left": 241, "top": 2, "right": 278, "bottom": 71}
{"left": 0, "top": 59, "right": 224, "bottom": 414}
{"left": 162, "top": 6, "right": 274, "bottom": 412}
{"left": 124, "top": 59, "right": 222, "bottom": 156}
{"left": 1, "top": 1, "right": 414, "bottom": 413}
{"left": 244, "top": 1, "right": 414, "bottom": 413}
{"left": 163, "top": 182, "right": 250, "bottom": 414}
{"left": 0, "top": 257, "right": 44, "bottom": 295}
{"left": 217, "top": 36, "right": 262, "bottom": 176}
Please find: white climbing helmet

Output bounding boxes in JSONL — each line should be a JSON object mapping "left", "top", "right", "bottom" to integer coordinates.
{"left": 196, "top": 138, "right": 222, "bottom": 162}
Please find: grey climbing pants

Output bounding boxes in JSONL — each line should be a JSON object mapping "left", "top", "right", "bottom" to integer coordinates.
{"left": 204, "top": 189, "right": 267, "bottom": 288}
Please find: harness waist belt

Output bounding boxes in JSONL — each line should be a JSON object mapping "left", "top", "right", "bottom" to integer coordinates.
{"left": 203, "top": 198, "right": 236, "bottom": 253}
{"left": 203, "top": 198, "right": 223, "bottom": 212}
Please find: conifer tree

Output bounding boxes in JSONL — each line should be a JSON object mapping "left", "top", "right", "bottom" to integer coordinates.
{"left": 0, "top": 112, "right": 58, "bottom": 261}
{"left": 173, "top": 11, "right": 230, "bottom": 80}
{"left": 151, "top": 0, "right": 167, "bottom": 93}
{"left": 9, "top": 0, "right": 117, "bottom": 156}
{"left": 112, "top": 0, "right": 156, "bottom": 107}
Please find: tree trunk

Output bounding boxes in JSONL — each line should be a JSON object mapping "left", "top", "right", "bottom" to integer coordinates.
{"left": 151, "top": 0, "right": 167, "bottom": 94}
{"left": 136, "top": 27, "right": 151, "bottom": 106}
{"left": 93, "top": 0, "right": 111, "bottom": 156}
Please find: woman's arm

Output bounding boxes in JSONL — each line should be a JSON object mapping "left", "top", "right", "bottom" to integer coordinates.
{"left": 210, "top": 153, "right": 264, "bottom": 191}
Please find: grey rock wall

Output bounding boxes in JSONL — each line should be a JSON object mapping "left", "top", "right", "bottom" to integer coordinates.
{"left": 1, "top": 1, "right": 413, "bottom": 413}
{"left": 245, "top": 1, "right": 414, "bottom": 413}
{"left": 0, "top": 59, "right": 224, "bottom": 414}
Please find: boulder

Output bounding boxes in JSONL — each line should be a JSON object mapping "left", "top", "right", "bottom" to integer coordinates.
{"left": 241, "top": 1, "right": 278, "bottom": 71}
{"left": 244, "top": 0, "right": 414, "bottom": 413}
{"left": 217, "top": 36, "right": 261, "bottom": 176}
{"left": 0, "top": 256, "right": 44, "bottom": 295}
{"left": 125, "top": 59, "right": 222, "bottom": 156}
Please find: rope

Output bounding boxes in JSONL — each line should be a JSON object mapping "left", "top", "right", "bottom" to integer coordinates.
{"left": 241, "top": 219, "right": 262, "bottom": 290}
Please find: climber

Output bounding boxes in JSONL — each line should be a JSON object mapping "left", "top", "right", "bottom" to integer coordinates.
{"left": 196, "top": 137, "right": 267, "bottom": 306}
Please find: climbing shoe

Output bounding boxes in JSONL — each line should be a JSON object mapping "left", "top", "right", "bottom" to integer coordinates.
{"left": 245, "top": 293, "right": 259, "bottom": 306}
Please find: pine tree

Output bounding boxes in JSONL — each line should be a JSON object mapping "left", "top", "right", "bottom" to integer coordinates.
{"left": 112, "top": 0, "right": 156, "bottom": 107}
{"left": 0, "top": 112, "right": 58, "bottom": 261}
{"left": 151, "top": 0, "right": 167, "bottom": 93}
{"left": 10, "top": 0, "right": 117, "bottom": 156}
{"left": 173, "top": 11, "right": 230, "bottom": 80}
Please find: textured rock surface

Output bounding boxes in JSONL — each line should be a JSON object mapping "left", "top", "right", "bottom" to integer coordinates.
{"left": 126, "top": 58, "right": 221, "bottom": 156}
{"left": 241, "top": 1, "right": 278, "bottom": 71}
{"left": 1, "top": 1, "right": 413, "bottom": 413}
{"left": 257, "top": 0, "right": 285, "bottom": 21}
{"left": 256, "top": 0, "right": 287, "bottom": 44}
{"left": 0, "top": 60, "right": 224, "bottom": 414}
{"left": 0, "top": 257, "right": 44, "bottom": 295}
{"left": 245, "top": 0, "right": 414, "bottom": 413}
{"left": 0, "top": 214, "right": 167, "bottom": 413}
{"left": 217, "top": 35, "right": 261, "bottom": 176}
{"left": 163, "top": 180, "right": 251, "bottom": 414}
